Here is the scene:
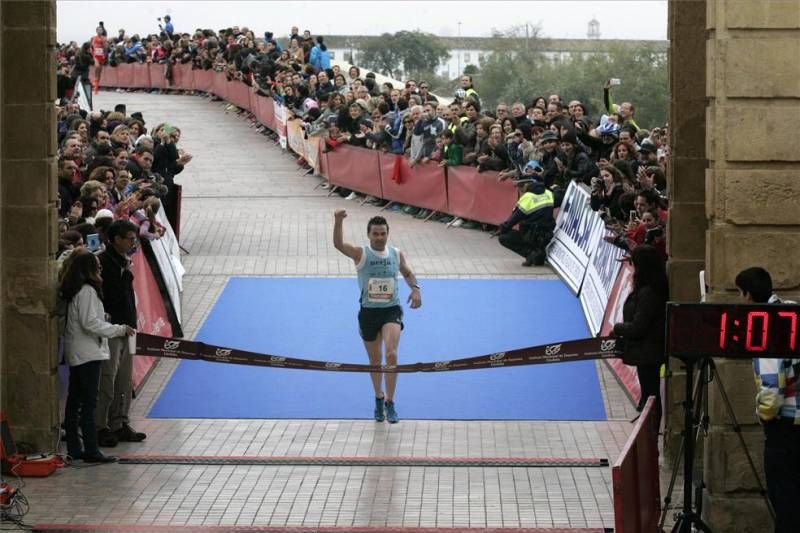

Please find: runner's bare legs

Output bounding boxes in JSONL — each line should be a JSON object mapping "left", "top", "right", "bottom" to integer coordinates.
{"left": 364, "top": 334, "right": 384, "bottom": 398}
{"left": 381, "top": 322, "right": 401, "bottom": 401}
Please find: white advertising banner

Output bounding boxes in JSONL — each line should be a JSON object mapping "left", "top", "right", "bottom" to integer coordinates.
{"left": 545, "top": 181, "right": 605, "bottom": 294}
{"left": 152, "top": 206, "right": 184, "bottom": 324}
{"left": 273, "top": 100, "right": 288, "bottom": 149}
{"left": 579, "top": 230, "right": 627, "bottom": 335}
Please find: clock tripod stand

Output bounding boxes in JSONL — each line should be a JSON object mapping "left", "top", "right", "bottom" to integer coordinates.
{"left": 659, "top": 356, "right": 774, "bottom": 532}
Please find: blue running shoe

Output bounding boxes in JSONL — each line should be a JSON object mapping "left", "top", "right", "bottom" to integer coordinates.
{"left": 384, "top": 400, "right": 399, "bottom": 424}
{"left": 374, "top": 397, "right": 385, "bottom": 422}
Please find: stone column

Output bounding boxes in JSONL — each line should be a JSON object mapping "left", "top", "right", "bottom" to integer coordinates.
{"left": 0, "top": 1, "right": 59, "bottom": 450}
{"left": 666, "top": 0, "right": 707, "bottom": 458}
{"left": 703, "top": 1, "right": 800, "bottom": 530}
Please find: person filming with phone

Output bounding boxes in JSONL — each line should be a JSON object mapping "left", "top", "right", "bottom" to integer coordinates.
{"left": 603, "top": 78, "right": 640, "bottom": 132}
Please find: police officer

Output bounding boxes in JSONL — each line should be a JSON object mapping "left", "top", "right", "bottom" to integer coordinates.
{"left": 493, "top": 178, "right": 555, "bottom": 266}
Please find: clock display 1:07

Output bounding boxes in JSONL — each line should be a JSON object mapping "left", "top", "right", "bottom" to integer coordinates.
{"left": 719, "top": 311, "right": 797, "bottom": 351}
{"left": 666, "top": 303, "right": 800, "bottom": 358}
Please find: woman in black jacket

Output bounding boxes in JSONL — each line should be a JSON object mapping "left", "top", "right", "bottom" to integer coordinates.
{"left": 613, "top": 245, "right": 668, "bottom": 424}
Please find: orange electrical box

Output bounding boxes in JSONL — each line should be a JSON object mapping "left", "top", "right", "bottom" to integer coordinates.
{"left": 1, "top": 412, "right": 63, "bottom": 477}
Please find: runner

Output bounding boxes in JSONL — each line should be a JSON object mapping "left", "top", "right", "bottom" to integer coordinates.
{"left": 90, "top": 24, "right": 107, "bottom": 94}
{"left": 333, "top": 209, "right": 422, "bottom": 423}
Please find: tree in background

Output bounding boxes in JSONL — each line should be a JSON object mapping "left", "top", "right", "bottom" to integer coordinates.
{"left": 471, "top": 30, "right": 668, "bottom": 128}
{"left": 359, "top": 30, "right": 450, "bottom": 79}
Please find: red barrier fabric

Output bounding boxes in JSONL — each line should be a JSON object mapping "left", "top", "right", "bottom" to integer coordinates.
{"left": 600, "top": 262, "right": 640, "bottom": 401}
{"left": 172, "top": 63, "right": 194, "bottom": 90}
{"left": 127, "top": 63, "right": 152, "bottom": 88}
{"left": 445, "top": 166, "right": 517, "bottom": 225}
{"left": 378, "top": 153, "right": 447, "bottom": 211}
{"left": 99, "top": 65, "right": 118, "bottom": 87}
{"left": 325, "top": 145, "right": 382, "bottom": 197}
{"left": 213, "top": 71, "right": 228, "bottom": 101}
{"left": 228, "top": 80, "right": 250, "bottom": 109}
{"left": 255, "top": 94, "right": 275, "bottom": 130}
{"left": 193, "top": 68, "right": 213, "bottom": 92}
{"left": 116, "top": 64, "right": 135, "bottom": 87}
{"left": 248, "top": 88, "right": 259, "bottom": 116}
{"left": 148, "top": 63, "right": 167, "bottom": 89}
{"left": 612, "top": 398, "right": 661, "bottom": 533}
{"left": 130, "top": 248, "right": 173, "bottom": 390}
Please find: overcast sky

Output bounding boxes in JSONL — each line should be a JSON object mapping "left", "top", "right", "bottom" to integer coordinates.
{"left": 57, "top": 1, "right": 667, "bottom": 43}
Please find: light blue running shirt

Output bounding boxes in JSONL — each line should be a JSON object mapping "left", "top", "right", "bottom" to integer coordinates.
{"left": 356, "top": 245, "right": 401, "bottom": 308}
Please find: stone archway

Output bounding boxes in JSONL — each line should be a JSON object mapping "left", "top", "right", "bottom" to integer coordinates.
{"left": 1, "top": 1, "right": 796, "bottom": 530}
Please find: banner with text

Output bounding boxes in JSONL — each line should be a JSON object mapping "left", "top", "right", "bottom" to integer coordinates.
{"left": 545, "top": 181, "right": 606, "bottom": 294}
{"left": 273, "top": 100, "right": 287, "bottom": 149}
{"left": 579, "top": 230, "right": 627, "bottom": 335}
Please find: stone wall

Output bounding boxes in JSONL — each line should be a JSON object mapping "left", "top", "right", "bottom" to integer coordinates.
{"left": 0, "top": 0, "right": 59, "bottom": 450}
{"left": 702, "top": 0, "right": 800, "bottom": 530}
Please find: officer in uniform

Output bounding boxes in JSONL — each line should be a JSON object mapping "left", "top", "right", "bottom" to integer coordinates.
{"left": 494, "top": 178, "right": 555, "bottom": 266}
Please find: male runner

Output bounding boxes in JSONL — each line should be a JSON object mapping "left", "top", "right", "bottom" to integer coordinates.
{"left": 333, "top": 209, "right": 422, "bottom": 423}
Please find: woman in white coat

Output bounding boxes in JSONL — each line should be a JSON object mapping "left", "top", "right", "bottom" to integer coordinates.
{"left": 60, "top": 248, "right": 135, "bottom": 463}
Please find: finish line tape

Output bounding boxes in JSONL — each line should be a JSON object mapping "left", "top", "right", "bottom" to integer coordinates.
{"left": 136, "top": 334, "right": 620, "bottom": 373}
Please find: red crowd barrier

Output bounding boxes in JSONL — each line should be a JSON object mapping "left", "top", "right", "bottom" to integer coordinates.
{"left": 446, "top": 165, "right": 518, "bottom": 225}
{"left": 378, "top": 154, "right": 448, "bottom": 212}
{"left": 612, "top": 397, "right": 661, "bottom": 533}
{"left": 99, "top": 65, "right": 118, "bottom": 87}
{"left": 193, "top": 68, "right": 213, "bottom": 93}
{"left": 130, "top": 248, "right": 174, "bottom": 390}
{"left": 98, "top": 67, "right": 522, "bottom": 224}
{"left": 172, "top": 63, "right": 195, "bottom": 90}
{"left": 148, "top": 63, "right": 167, "bottom": 89}
{"left": 325, "top": 144, "right": 383, "bottom": 198}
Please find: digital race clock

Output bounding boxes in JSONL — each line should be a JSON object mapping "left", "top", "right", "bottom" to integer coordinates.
{"left": 666, "top": 303, "right": 800, "bottom": 359}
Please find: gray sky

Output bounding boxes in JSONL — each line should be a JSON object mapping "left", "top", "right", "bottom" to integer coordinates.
{"left": 57, "top": 1, "right": 667, "bottom": 44}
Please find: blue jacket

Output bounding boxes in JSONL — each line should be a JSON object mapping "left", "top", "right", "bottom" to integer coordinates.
{"left": 309, "top": 45, "right": 330, "bottom": 71}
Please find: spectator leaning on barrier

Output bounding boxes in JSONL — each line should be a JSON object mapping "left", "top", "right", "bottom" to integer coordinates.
{"left": 612, "top": 245, "right": 668, "bottom": 429}
{"left": 96, "top": 219, "right": 146, "bottom": 448}
{"left": 735, "top": 266, "right": 800, "bottom": 533}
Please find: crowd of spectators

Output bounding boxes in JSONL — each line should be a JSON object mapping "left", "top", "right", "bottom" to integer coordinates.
{"left": 58, "top": 17, "right": 668, "bottom": 246}
{"left": 56, "top": 29, "right": 200, "bottom": 459}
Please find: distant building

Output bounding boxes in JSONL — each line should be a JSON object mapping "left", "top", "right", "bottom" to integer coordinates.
{"left": 295, "top": 32, "right": 668, "bottom": 80}
{"left": 587, "top": 18, "right": 601, "bottom": 39}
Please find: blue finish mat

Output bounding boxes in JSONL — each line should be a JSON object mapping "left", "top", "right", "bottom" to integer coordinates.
{"left": 149, "top": 278, "right": 606, "bottom": 420}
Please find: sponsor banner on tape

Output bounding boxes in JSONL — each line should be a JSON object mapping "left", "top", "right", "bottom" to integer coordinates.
{"left": 579, "top": 229, "right": 627, "bottom": 335}
{"left": 136, "top": 333, "right": 620, "bottom": 373}
{"left": 545, "top": 182, "right": 605, "bottom": 294}
{"left": 138, "top": 334, "right": 201, "bottom": 360}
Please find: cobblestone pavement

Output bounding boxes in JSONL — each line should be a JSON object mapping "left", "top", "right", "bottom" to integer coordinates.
{"left": 22, "top": 91, "right": 638, "bottom": 530}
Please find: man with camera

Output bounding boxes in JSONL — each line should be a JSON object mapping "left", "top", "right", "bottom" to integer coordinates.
{"left": 493, "top": 177, "right": 555, "bottom": 267}
{"left": 736, "top": 267, "right": 800, "bottom": 533}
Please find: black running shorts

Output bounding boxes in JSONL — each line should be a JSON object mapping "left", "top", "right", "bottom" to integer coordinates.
{"left": 358, "top": 305, "right": 404, "bottom": 342}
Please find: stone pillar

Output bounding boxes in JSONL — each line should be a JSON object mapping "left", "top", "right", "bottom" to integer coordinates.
{"left": 703, "top": 1, "right": 800, "bottom": 530}
{"left": 0, "top": 1, "right": 59, "bottom": 450}
{"left": 665, "top": 0, "right": 707, "bottom": 457}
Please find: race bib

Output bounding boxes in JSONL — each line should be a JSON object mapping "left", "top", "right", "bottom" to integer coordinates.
{"left": 367, "top": 277, "right": 395, "bottom": 303}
